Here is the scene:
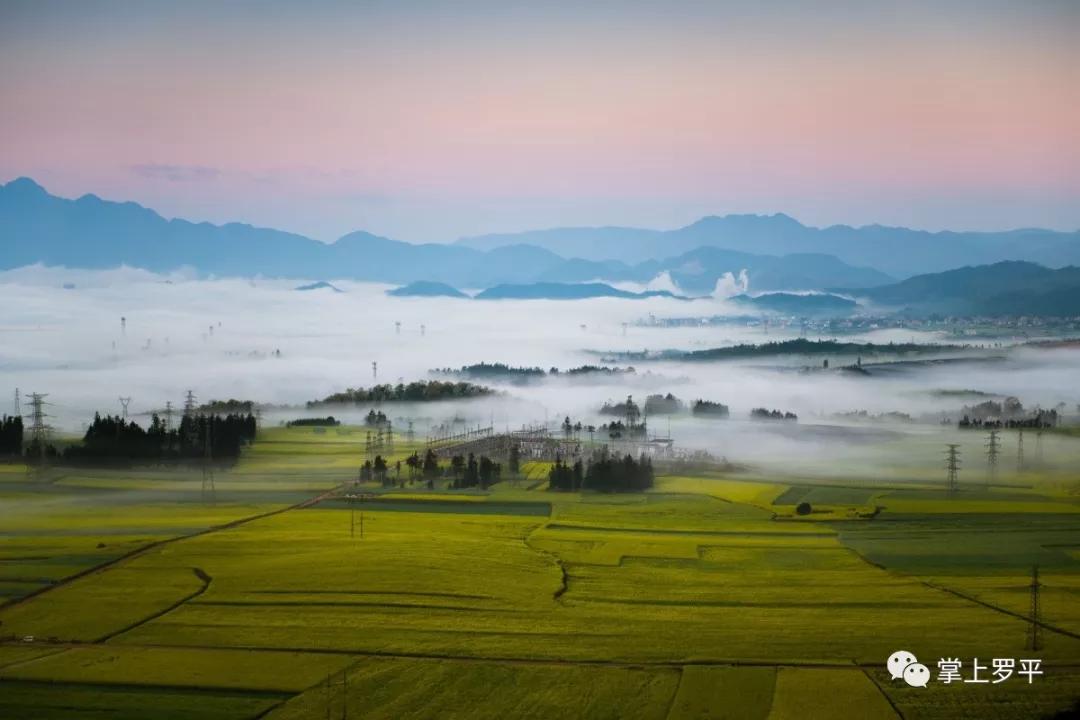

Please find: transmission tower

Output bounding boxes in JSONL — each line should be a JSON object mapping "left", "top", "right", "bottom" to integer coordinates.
{"left": 121, "top": 316, "right": 126, "bottom": 335}
{"left": 420, "top": 323, "right": 425, "bottom": 337}
{"left": 372, "top": 361, "right": 377, "bottom": 381}
{"left": 1017, "top": 429, "right": 1025, "bottom": 473}
{"left": 164, "top": 401, "right": 174, "bottom": 432}
{"left": 985, "top": 430, "right": 999, "bottom": 486}
{"left": 385, "top": 421, "right": 394, "bottom": 454}
{"left": 201, "top": 415, "right": 215, "bottom": 503}
{"left": 119, "top": 396, "right": 131, "bottom": 420}
{"left": 183, "top": 390, "right": 197, "bottom": 417}
{"left": 406, "top": 419, "right": 415, "bottom": 444}
{"left": 13, "top": 388, "right": 21, "bottom": 418}
{"left": 394, "top": 321, "right": 401, "bottom": 336}
{"left": 25, "top": 392, "right": 52, "bottom": 477}
{"left": 944, "top": 443, "right": 961, "bottom": 495}
{"left": 1026, "top": 565, "right": 1042, "bottom": 652}
{"left": 1035, "top": 430, "right": 1044, "bottom": 468}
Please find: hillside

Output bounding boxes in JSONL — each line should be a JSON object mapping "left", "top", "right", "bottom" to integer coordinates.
{"left": 460, "top": 213, "right": 1080, "bottom": 278}
{"left": 845, "top": 261, "right": 1080, "bottom": 316}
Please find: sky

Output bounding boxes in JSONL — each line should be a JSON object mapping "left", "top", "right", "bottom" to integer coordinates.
{"left": 1, "top": 0, "right": 1078, "bottom": 242}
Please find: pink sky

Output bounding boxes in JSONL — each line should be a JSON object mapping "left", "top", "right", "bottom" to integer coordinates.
{"left": 1, "top": 1, "right": 1077, "bottom": 241}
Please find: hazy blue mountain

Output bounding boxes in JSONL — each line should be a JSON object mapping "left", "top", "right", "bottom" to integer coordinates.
{"left": 0, "top": 178, "right": 563, "bottom": 286}
{"left": 730, "top": 292, "right": 857, "bottom": 315}
{"left": 0, "top": 178, "right": 894, "bottom": 293}
{"left": 537, "top": 246, "right": 890, "bottom": 293}
{"left": 842, "top": 261, "right": 1080, "bottom": 316}
{"left": 459, "top": 213, "right": 1080, "bottom": 278}
{"left": 387, "top": 281, "right": 468, "bottom": 298}
{"left": 295, "top": 281, "right": 343, "bottom": 292}
{"left": 475, "top": 282, "right": 684, "bottom": 300}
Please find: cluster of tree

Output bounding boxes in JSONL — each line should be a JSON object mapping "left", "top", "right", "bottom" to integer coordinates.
{"left": 560, "top": 365, "right": 636, "bottom": 377}
{"left": 0, "top": 415, "right": 23, "bottom": 456}
{"left": 601, "top": 420, "right": 647, "bottom": 440}
{"left": 287, "top": 416, "right": 340, "bottom": 427}
{"left": 643, "top": 393, "right": 683, "bottom": 414}
{"left": 549, "top": 449, "right": 654, "bottom": 492}
{"left": 364, "top": 410, "right": 389, "bottom": 427}
{"left": 600, "top": 395, "right": 642, "bottom": 417}
{"left": 750, "top": 408, "right": 798, "bottom": 421}
{"left": 199, "top": 399, "right": 254, "bottom": 414}
{"left": 359, "top": 455, "right": 390, "bottom": 484}
{"left": 434, "top": 363, "right": 636, "bottom": 384}
{"left": 360, "top": 450, "right": 502, "bottom": 490}
{"left": 835, "top": 410, "right": 913, "bottom": 423}
{"left": 561, "top": 416, "right": 586, "bottom": 437}
{"left": 600, "top": 393, "right": 683, "bottom": 416}
{"left": 448, "top": 453, "right": 501, "bottom": 489}
{"left": 958, "top": 396, "right": 1040, "bottom": 422}
{"left": 678, "top": 338, "right": 964, "bottom": 362}
{"left": 63, "top": 413, "right": 257, "bottom": 463}
{"left": 433, "top": 362, "right": 546, "bottom": 383}
{"left": 691, "top": 400, "right": 729, "bottom": 418}
{"left": 309, "top": 381, "right": 494, "bottom": 407}
{"left": 958, "top": 411, "right": 1058, "bottom": 430}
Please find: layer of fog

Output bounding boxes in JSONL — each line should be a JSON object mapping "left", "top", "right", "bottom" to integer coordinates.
{"left": 2, "top": 266, "right": 1078, "bottom": 480}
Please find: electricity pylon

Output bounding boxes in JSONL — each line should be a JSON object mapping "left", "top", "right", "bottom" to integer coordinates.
{"left": 945, "top": 443, "right": 961, "bottom": 495}
{"left": 985, "top": 430, "right": 999, "bottom": 486}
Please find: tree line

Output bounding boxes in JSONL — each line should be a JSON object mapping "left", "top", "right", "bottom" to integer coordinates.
{"left": 549, "top": 449, "right": 654, "bottom": 492}
{"left": 309, "top": 381, "right": 494, "bottom": 407}
{"left": 360, "top": 449, "right": 502, "bottom": 490}
{"left": 0, "top": 415, "right": 23, "bottom": 456}
{"left": 692, "top": 400, "right": 729, "bottom": 418}
{"left": 434, "top": 363, "right": 636, "bottom": 384}
{"left": 750, "top": 408, "right": 798, "bottom": 421}
{"left": 63, "top": 413, "right": 257, "bottom": 464}
{"left": 287, "top": 416, "right": 340, "bottom": 427}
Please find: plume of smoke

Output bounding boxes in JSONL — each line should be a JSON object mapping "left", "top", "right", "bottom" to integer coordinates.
{"left": 712, "top": 269, "right": 750, "bottom": 298}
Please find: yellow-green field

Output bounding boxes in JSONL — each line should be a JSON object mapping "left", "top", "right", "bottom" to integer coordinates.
{"left": 1, "top": 425, "right": 1079, "bottom": 719}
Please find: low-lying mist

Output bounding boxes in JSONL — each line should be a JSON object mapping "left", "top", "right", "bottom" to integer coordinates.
{"left": 3, "top": 266, "right": 1078, "bottom": 480}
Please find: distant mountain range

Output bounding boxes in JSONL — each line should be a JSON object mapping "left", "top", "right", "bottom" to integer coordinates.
{"left": 842, "top": 261, "right": 1080, "bottom": 316}
{"left": 387, "top": 281, "right": 467, "bottom": 298}
{"left": 475, "top": 283, "right": 684, "bottom": 301}
{"left": 2, "top": 178, "right": 1078, "bottom": 298}
{"left": 460, "top": 214, "right": 1080, "bottom": 278}
{"left": 0, "top": 177, "right": 895, "bottom": 292}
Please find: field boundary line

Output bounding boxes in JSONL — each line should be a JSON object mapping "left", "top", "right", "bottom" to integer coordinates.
{"left": 838, "top": 540, "right": 1080, "bottom": 642}
{"left": 924, "top": 580, "right": 1080, "bottom": 641}
{"left": 0, "top": 486, "right": 341, "bottom": 613}
{"left": 860, "top": 667, "right": 906, "bottom": 720}
{"left": 95, "top": 567, "right": 212, "bottom": 643}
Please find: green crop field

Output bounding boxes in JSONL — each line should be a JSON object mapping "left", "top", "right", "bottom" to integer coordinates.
{"left": 1, "top": 425, "right": 1078, "bottom": 719}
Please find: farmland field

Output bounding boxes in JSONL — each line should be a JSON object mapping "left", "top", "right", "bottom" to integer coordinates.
{"left": 1, "top": 426, "right": 1079, "bottom": 719}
